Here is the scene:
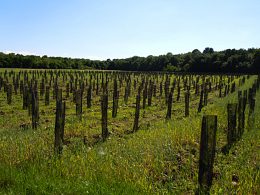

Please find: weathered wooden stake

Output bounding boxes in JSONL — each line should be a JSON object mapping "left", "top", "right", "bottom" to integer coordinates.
{"left": 198, "top": 115, "right": 217, "bottom": 193}
{"left": 101, "top": 93, "right": 109, "bottom": 140}
{"left": 66, "top": 83, "right": 70, "bottom": 98}
{"left": 143, "top": 83, "right": 147, "bottom": 109}
{"left": 54, "top": 89, "right": 66, "bottom": 155}
{"left": 7, "top": 84, "right": 12, "bottom": 105}
{"left": 45, "top": 86, "right": 50, "bottom": 106}
{"left": 248, "top": 98, "right": 255, "bottom": 130}
{"left": 112, "top": 79, "right": 119, "bottom": 118}
{"left": 198, "top": 87, "right": 204, "bottom": 113}
{"left": 133, "top": 87, "right": 141, "bottom": 132}
{"left": 238, "top": 97, "right": 246, "bottom": 138}
{"left": 227, "top": 103, "right": 237, "bottom": 146}
{"left": 176, "top": 84, "right": 181, "bottom": 101}
{"left": 185, "top": 91, "right": 190, "bottom": 117}
{"left": 75, "top": 89, "right": 83, "bottom": 120}
{"left": 147, "top": 81, "right": 153, "bottom": 106}
{"left": 87, "top": 85, "right": 92, "bottom": 108}
{"left": 203, "top": 86, "right": 208, "bottom": 106}
{"left": 23, "top": 85, "right": 29, "bottom": 109}
{"left": 219, "top": 83, "right": 222, "bottom": 98}
{"left": 31, "top": 88, "right": 39, "bottom": 129}
{"left": 166, "top": 91, "right": 173, "bottom": 119}
{"left": 40, "top": 79, "right": 45, "bottom": 96}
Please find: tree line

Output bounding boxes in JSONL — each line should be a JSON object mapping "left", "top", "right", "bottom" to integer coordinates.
{"left": 0, "top": 47, "right": 259, "bottom": 73}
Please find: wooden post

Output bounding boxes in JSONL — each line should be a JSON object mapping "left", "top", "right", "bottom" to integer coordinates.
{"left": 20, "top": 80, "right": 24, "bottom": 95}
{"left": 23, "top": 85, "right": 29, "bottom": 109}
{"left": 66, "top": 83, "right": 70, "bottom": 98}
{"left": 133, "top": 87, "right": 141, "bottom": 132}
{"left": 147, "top": 81, "right": 153, "bottom": 106}
{"left": 40, "top": 78, "right": 45, "bottom": 96}
{"left": 243, "top": 90, "right": 247, "bottom": 104}
{"left": 248, "top": 98, "right": 255, "bottom": 130}
{"left": 164, "top": 79, "right": 169, "bottom": 104}
{"left": 227, "top": 104, "right": 237, "bottom": 146}
{"left": 219, "top": 83, "right": 222, "bottom": 98}
{"left": 87, "top": 85, "right": 92, "bottom": 108}
{"left": 101, "top": 93, "right": 109, "bottom": 140}
{"left": 7, "top": 84, "right": 12, "bottom": 105}
{"left": 45, "top": 86, "right": 50, "bottom": 106}
{"left": 231, "top": 82, "right": 236, "bottom": 93}
{"left": 153, "top": 83, "right": 156, "bottom": 97}
{"left": 160, "top": 82, "right": 163, "bottom": 97}
{"left": 185, "top": 91, "right": 190, "bottom": 117}
{"left": 198, "top": 86, "right": 204, "bottom": 113}
{"left": 61, "top": 101, "right": 66, "bottom": 142}
{"left": 112, "top": 79, "right": 119, "bottom": 118}
{"left": 166, "top": 91, "right": 173, "bottom": 119}
{"left": 203, "top": 85, "right": 208, "bottom": 106}
{"left": 13, "top": 78, "right": 18, "bottom": 95}
{"left": 198, "top": 115, "right": 217, "bottom": 193}
{"left": 31, "top": 88, "right": 39, "bottom": 129}
{"left": 75, "top": 89, "right": 83, "bottom": 120}
{"left": 224, "top": 85, "right": 228, "bottom": 96}
{"left": 28, "top": 85, "right": 32, "bottom": 116}
{"left": 237, "top": 90, "right": 242, "bottom": 100}
{"left": 143, "top": 83, "right": 147, "bottom": 109}
{"left": 53, "top": 81, "right": 57, "bottom": 100}
{"left": 54, "top": 89, "right": 65, "bottom": 155}
{"left": 124, "top": 82, "right": 129, "bottom": 104}
{"left": 238, "top": 97, "right": 246, "bottom": 138}
{"left": 96, "top": 76, "right": 99, "bottom": 95}
{"left": 176, "top": 84, "right": 181, "bottom": 101}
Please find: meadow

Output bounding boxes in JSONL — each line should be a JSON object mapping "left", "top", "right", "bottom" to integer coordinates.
{"left": 0, "top": 69, "right": 259, "bottom": 194}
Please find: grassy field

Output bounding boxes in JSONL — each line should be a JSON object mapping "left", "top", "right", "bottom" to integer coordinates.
{"left": 0, "top": 69, "right": 259, "bottom": 194}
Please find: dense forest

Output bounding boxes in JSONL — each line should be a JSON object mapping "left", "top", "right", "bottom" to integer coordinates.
{"left": 0, "top": 48, "right": 259, "bottom": 73}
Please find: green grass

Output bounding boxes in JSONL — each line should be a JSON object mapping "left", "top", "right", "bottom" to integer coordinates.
{"left": 0, "top": 71, "right": 259, "bottom": 194}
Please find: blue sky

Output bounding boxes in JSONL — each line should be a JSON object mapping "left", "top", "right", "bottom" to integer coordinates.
{"left": 0, "top": 0, "right": 259, "bottom": 60}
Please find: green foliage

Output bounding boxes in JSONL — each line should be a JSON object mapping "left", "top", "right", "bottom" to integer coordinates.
{"left": 0, "top": 48, "right": 260, "bottom": 73}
